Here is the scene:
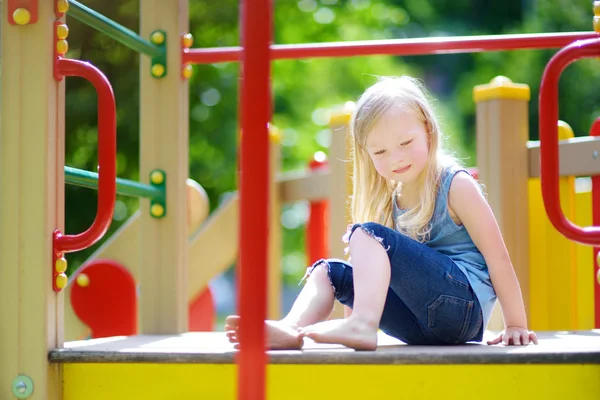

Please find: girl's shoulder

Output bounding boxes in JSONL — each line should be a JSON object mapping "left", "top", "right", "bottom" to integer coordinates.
{"left": 438, "top": 163, "right": 466, "bottom": 189}
{"left": 436, "top": 163, "right": 480, "bottom": 208}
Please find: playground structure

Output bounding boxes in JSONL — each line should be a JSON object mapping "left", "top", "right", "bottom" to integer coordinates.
{"left": 1, "top": 0, "right": 600, "bottom": 399}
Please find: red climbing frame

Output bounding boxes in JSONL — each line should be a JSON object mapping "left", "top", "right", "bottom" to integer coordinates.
{"left": 209, "top": 3, "right": 600, "bottom": 398}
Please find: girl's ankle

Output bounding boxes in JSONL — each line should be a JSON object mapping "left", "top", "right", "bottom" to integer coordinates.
{"left": 348, "top": 314, "right": 380, "bottom": 329}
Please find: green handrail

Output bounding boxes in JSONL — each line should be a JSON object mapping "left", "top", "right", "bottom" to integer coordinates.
{"left": 67, "top": 0, "right": 164, "bottom": 58}
{"left": 65, "top": 166, "right": 164, "bottom": 201}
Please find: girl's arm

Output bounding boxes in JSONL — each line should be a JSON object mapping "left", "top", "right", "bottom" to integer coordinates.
{"left": 448, "top": 172, "right": 538, "bottom": 346}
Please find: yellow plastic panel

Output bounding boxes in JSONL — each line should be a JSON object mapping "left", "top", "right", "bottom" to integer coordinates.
{"left": 63, "top": 363, "right": 600, "bottom": 400}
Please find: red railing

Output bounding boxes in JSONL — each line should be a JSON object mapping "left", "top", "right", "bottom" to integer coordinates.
{"left": 218, "top": 7, "right": 600, "bottom": 399}
{"left": 539, "top": 38, "right": 600, "bottom": 246}
{"left": 237, "top": 0, "right": 271, "bottom": 399}
{"left": 52, "top": 59, "right": 117, "bottom": 292}
{"left": 183, "top": 31, "right": 598, "bottom": 64}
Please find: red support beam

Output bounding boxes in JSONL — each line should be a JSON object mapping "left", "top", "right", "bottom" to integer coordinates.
{"left": 237, "top": 0, "right": 271, "bottom": 399}
{"left": 183, "top": 31, "right": 599, "bottom": 65}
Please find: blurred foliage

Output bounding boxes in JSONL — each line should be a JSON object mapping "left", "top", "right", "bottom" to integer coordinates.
{"left": 63, "top": 0, "right": 600, "bottom": 286}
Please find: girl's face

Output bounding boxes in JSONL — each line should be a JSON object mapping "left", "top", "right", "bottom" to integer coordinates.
{"left": 365, "top": 105, "right": 430, "bottom": 185}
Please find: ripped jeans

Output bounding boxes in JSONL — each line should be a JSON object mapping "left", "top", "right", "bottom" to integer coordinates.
{"left": 306, "top": 222, "right": 484, "bottom": 345}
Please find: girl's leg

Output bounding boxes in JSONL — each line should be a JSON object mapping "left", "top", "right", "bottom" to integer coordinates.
{"left": 301, "top": 222, "right": 484, "bottom": 347}
{"left": 299, "top": 228, "right": 390, "bottom": 350}
{"left": 225, "top": 262, "right": 336, "bottom": 349}
{"left": 360, "top": 222, "right": 484, "bottom": 345}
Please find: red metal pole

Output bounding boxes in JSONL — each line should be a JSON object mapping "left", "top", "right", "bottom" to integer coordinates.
{"left": 590, "top": 118, "right": 600, "bottom": 328}
{"left": 54, "top": 58, "right": 117, "bottom": 254}
{"left": 238, "top": 0, "right": 271, "bottom": 399}
{"left": 183, "top": 31, "right": 598, "bottom": 65}
{"left": 307, "top": 155, "right": 329, "bottom": 262}
{"left": 539, "top": 37, "right": 600, "bottom": 246}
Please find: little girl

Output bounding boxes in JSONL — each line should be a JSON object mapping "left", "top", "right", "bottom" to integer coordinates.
{"left": 226, "top": 76, "right": 537, "bottom": 350}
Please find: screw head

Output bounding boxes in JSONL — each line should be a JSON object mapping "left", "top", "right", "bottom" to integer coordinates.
{"left": 76, "top": 273, "right": 90, "bottom": 287}
{"left": 57, "top": 0, "right": 70, "bottom": 14}
{"left": 182, "top": 64, "right": 193, "bottom": 80}
{"left": 55, "top": 273, "right": 68, "bottom": 289}
{"left": 182, "top": 33, "right": 194, "bottom": 48}
{"left": 16, "top": 382, "right": 26, "bottom": 394}
{"left": 55, "top": 257, "right": 68, "bottom": 273}
{"left": 57, "top": 24, "right": 69, "bottom": 40}
{"left": 13, "top": 8, "right": 31, "bottom": 25}
{"left": 12, "top": 375, "right": 34, "bottom": 399}
{"left": 151, "top": 64, "right": 165, "bottom": 78}
{"left": 151, "top": 203, "right": 165, "bottom": 218}
{"left": 150, "top": 170, "right": 164, "bottom": 185}
{"left": 151, "top": 31, "right": 165, "bottom": 45}
{"left": 56, "top": 39, "right": 69, "bottom": 55}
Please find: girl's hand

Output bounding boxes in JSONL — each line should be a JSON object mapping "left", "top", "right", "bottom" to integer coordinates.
{"left": 486, "top": 327, "right": 538, "bottom": 346}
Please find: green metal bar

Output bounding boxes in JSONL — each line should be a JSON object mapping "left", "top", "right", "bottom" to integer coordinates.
{"left": 67, "top": 0, "right": 164, "bottom": 58}
{"left": 64, "top": 166, "right": 164, "bottom": 201}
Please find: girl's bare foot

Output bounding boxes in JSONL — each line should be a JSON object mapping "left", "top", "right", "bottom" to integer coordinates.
{"left": 298, "top": 316, "right": 378, "bottom": 350}
{"left": 224, "top": 315, "right": 304, "bottom": 350}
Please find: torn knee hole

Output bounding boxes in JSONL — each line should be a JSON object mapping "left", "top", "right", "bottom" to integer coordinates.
{"left": 299, "top": 259, "right": 335, "bottom": 291}
{"left": 348, "top": 225, "right": 389, "bottom": 251}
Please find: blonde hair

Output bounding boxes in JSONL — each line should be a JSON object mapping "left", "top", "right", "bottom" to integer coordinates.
{"left": 349, "top": 76, "right": 458, "bottom": 242}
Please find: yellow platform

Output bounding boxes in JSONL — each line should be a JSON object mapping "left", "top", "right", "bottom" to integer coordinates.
{"left": 50, "top": 330, "right": 600, "bottom": 399}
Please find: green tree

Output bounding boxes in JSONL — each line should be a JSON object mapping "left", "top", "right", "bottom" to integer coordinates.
{"left": 62, "top": 0, "right": 599, "bottom": 295}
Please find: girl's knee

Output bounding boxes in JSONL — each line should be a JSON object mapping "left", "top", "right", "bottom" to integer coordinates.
{"left": 346, "top": 222, "right": 388, "bottom": 251}
{"left": 302, "top": 259, "right": 354, "bottom": 303}
{"left": 302, "top": 259, "right": 334, "bottom": 287}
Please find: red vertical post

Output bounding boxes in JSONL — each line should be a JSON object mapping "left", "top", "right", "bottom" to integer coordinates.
{"left": 238, "top": 0, "right": 272, "bottom": 399}
{"left": 590, "top": 118, "right": 600, "bottom": 328}
{"left": 307, "top": 155, "right": 329, "bottom": 262}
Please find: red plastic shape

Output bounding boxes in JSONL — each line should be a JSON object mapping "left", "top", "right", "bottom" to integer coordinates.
{"left": 70, "top": 260, "right": 137, "bottom": 338}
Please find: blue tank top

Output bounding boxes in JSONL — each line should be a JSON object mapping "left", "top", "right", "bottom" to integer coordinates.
{"left": 392, "top": 166, "right": 497, "bottom": 330}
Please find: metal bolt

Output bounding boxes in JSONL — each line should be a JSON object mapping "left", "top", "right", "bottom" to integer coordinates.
{"left": 594, "top": 150, "right": 598, "bottom": 159}
{"left": 12, "top": 375, "right": 34, "bottom": 399}
{"left": 15, "top": 381, "right": 27, "bottom": 394}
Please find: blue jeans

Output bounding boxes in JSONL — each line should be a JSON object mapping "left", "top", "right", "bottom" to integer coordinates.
{"left": 308, "top": 222, "right": 484, "bottom": 345}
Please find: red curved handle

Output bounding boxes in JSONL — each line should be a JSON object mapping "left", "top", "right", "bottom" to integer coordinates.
{"left": 54, "top": 59, "right": 116, "bottom": 254}
{"left": 539, "top": 37, "right": 600, "bottom": 245}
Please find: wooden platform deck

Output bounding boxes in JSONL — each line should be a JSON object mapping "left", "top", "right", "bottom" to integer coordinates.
{"left": 49, "top": 329, "right": 600, "bottom": 365}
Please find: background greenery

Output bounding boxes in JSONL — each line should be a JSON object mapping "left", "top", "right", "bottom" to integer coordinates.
{"left": 62, "top": 0, "right": 600, "bottom": 315}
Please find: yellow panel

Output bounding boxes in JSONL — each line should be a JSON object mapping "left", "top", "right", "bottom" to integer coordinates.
{"left": 546, "top": 175, "right": 577, "bottom": 329}
{"left": 529, "top": 172, "right": 579, "bottom": 331}
{"left": 63, "top": 363, "right": 600, "bottom": 400}
{"left": 529, "top": 178, "right": 548, "bottom": 330}
{"left": 575, "top": 190, "right": 595, "bottom": 329}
